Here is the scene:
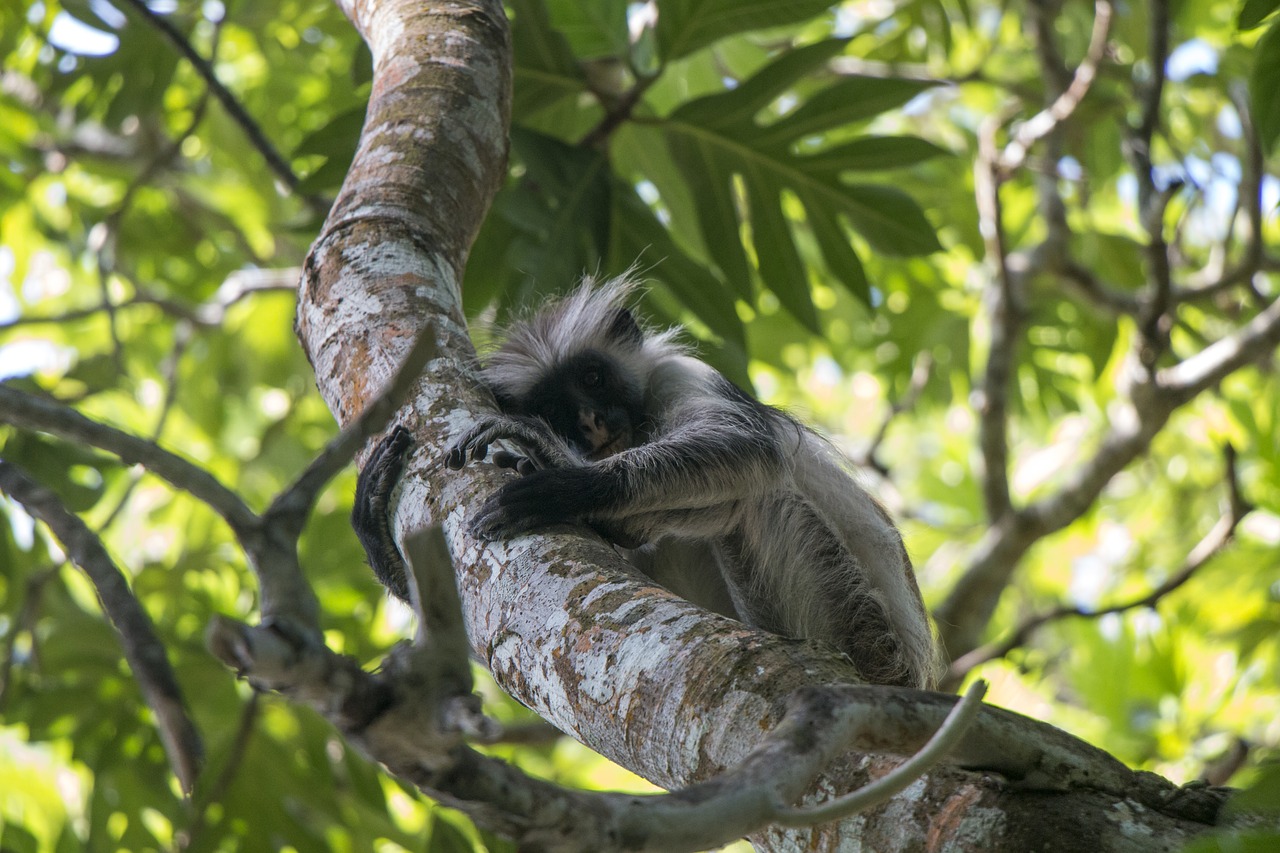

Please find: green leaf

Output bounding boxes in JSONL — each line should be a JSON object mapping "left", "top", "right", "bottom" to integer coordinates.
{"left": 662, "top": 65, "right": 940, "bottom": 317}
{"left": 510, "top": 0, "right": 588, "bottom": 118}
{"left": 798, "top": 136, "right": 952, "bottom": 175}
{"left": 545, "top": 0, "right": 630, "bottom": 59}
{"left": 1251, "top": 18, "right": 1280, "bottom": 152}
{"left": 293, "top": 107, "right": 365, "bottom": 159}
{"left": 751, "top": 76, "right": 937, "bottom": 150}
{"left": 656, "top": 0, "right": 836, "bottom": 61}
{"left": 663, "top": 129, "right": 754, "bottom": 294}
{"left": 742, "top": 175, "right": 818, "bottom": 330}
{"left": 607, "top": 182, "right": 747, "bottom": 353}
{"left": 1239, "top": 0, "right": 1280, "bottom": 30}
{"left": 826, "top": 183, "right": 941, "bottom": 255}
{"left": 795, "top": 185, "right": 870, "bottom": 304}
{"left": 427, "top": 811, "right": 482, "bottom": 853}
{"left": 673, "top": 38, "right": 851, "bottom": 131}
{"left": 473, "top": 129, "right": 612, "bottom": 306}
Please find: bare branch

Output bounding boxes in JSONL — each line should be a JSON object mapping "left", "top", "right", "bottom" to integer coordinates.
{"left": 263, "top": 322, "right": 440, "bottom": 539}
{"left": 0, "top": 385, "right": 258, "bottom": 537}
{"left": 1157, "top": 295, "right": 1280, "bottom": 403}
{"left": 0, "top": 384, "right": 320, "bottom": 625}
{"left": 0, "top": 268, "right": 297, "bottom": 332}
{"left": 973, "top": 115, "right": 1017, "bottom": 522}
{"left": 0, "top": 565, "right": 57, "bottom": 709}
{"left": 402, "top": 527, "right": 481, "bottom": 698}
{"left": 771, "top": 680, "right": 988, "bottom": 825}
{"left": 114, "top": 0, "right": 314, "bottom": 202}
{"left": 858, "top": 352, "right": 932, "bottom": 476}
{"left": 96, "top": 327, "right": 190, "bottom": 533}
{"left": 1176, "top": 83, "right": 1266, "bottom": 301}
{"left": 0, "top": 461, "right": 204, "bottom": 794}
{"left": 999, "top": 1, "right": 1113, "bottom": 175}
{"left": 1057, "top": 258, "right": 1142, "bottom": 314}
{"left": 948, "top": 445, "right": 1251, "bottom": 683}
{"left": 181, "top": 692, "right": 261, "bottom": 851}
{"left": 210, "top": 591, "right": 1220, "bottom": 851}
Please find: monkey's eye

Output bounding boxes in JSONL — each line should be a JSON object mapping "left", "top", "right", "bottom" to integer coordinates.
{"left": 582, "top": 369, "right": 601, "bottom": 388}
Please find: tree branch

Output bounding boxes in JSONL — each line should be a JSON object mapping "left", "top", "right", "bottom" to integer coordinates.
{"left": 0, "top": 565, "right": 56, "bottom": 709}
{"left": 947, "top": 445, "right": 1251, "bottom": 683}
{"left": 0, "top": 384, "right": 321, "bottom": 626}
{"left": 771, "top": 680, "right": 987, "bottom": 825}
{"left": 114, "top": 0, "right": 313, "bottom": 202}
{"left": 0, "top": 269, "right": 297, "bottom": 332}
{"left": 0, "top": 461, "right": 204, "bottom": 794}
{"left": 1157, "top": 295, "right": 1280, "bottom": 403}
{"left": 998, "top": 1, "right": 1112, "bottom": 176}
{"left": 973, "top": 114, "right": 1017, "bottom": 522}
{"left": 857, "top": 352, "right": 932, "bottom": 477}
{"left": 263, "top": 323, "right": 441, "bottom": 540}
{"left": 0, "top": 385, "right": 258, "bottom": 536}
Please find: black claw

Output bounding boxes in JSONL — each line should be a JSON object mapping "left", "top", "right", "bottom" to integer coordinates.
{"left": 491, "top": 450, "right": 520, "bottom": 469}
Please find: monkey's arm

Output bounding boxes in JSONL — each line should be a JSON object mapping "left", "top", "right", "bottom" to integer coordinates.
{"left": 454, "top": 398, "right": 785, "bottom": 542}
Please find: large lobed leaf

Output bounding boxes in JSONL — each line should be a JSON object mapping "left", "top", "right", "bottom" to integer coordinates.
{"left": 661, "top": 42, "right": 945, "bottom": 323}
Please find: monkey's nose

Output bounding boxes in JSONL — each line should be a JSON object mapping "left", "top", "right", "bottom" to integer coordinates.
{"left": 578, "top": 409, "right": 609, "bottom": 448}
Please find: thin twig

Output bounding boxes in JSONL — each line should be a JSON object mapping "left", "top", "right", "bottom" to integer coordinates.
{"left": 0, "top": 269, "right": 298, "bottom": 332}
{"left": 858, "top": 352, "right": 932, "bottom": 476}
{"left": 948, "top": 445, "right": 1251, "bottom": 682}
{"left": 96, "top": 326, "right": 191, "bottom": 533}
{"left": 0, "top": 566, "right": 58, "bottom": 709}
{"left": 263, "top": 321, "right": 440, "bottom": 539}
{"left": 770, "top": 680, "right": 987, "bottom": 825}
{"left": 0, "top": 461, "right": 204, "bottom": 794}
{"left": 114, "top": 0, "right": 319, "bottom": 207}
{"left": 0, "top": 385, "right": 259, "bottom": 538}
{"left": 180, "top": 691, "right": 261, "bottom": 850}
{"left": 999, "top": 1, "right": 1113, "bottom": 175}
{"left": 1175, "top": 83, "right": 1267, "bottom": 302}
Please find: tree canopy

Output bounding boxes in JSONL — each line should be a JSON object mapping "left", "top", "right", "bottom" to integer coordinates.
{"left": 1, "top": 0, "right": 1279, "bottom": 851}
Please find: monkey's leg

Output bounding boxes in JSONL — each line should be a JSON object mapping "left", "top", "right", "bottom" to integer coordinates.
{"left": 352, "top": 425, "right": 413, "bottom": 600}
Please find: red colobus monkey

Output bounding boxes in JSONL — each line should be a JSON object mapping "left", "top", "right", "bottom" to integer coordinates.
{"left": 355, "top": 279, "right": 939, "bottom": 688}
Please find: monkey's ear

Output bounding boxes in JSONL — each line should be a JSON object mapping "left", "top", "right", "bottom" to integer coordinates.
{"left": 606, "top": 308, "right": 644, "bottom": 346}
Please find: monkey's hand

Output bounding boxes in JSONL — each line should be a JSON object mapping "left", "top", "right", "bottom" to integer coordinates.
{"left": 470, "top": 467, "right": 609, "bottom": 541}
{"left": 352, "top": 425, "right": 414, "bottom": 601}
{"left": 446, "top": 415, "right": 580, "bottom": 472}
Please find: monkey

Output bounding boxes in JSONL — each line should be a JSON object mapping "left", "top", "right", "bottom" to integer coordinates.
{"left": 354, "top": 277, "right": 940, "bottom": 689}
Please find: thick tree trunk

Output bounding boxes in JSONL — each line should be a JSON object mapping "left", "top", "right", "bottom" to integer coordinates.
{"left": 294, "top": 0, "right": 1232, "bottom": 848}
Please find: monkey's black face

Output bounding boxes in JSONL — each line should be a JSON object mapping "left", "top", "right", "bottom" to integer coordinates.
{"left": 510, "top": 350, "right": 647, "bottom": 460}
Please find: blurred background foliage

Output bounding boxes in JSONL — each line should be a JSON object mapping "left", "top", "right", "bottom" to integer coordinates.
{"left": 1, "top": 0, "right": 1279, "bottom": 850}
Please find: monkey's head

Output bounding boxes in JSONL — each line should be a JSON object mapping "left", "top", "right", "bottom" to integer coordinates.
{"left": 482, "top": 277, "right": 684, "bottom": 459}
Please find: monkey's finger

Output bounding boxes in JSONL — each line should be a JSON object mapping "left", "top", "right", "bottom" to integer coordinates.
{"left": 491, "top": 449, "right": 533, "bottom": 471}
{"left": 445, "top": 445, "right": 468, "bottom": 469}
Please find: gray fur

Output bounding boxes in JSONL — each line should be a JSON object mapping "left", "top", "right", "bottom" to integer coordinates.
{"left": 455, "top": 278, "right": 941, "bottom": 689}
